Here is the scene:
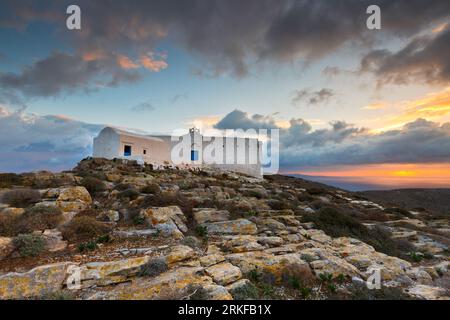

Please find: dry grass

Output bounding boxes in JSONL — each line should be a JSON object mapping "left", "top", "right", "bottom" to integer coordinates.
{"left": 62, "top": 216, "right": 111, "bottom": 242}
{"left": 1, "top": 189, "right": 41, "bottom": 208}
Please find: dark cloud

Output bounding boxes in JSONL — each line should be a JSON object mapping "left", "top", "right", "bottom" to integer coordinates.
{"left": 361, "top": 27, "right": 450, "bottom": 86}
{"left": 0, "top": 52, "right": 141, "bottom": 98}
{"left": 214, "top": 109, "right": 278, "bottom": 130}
{"left": 0, "top": 106, "right": 103, "bottom": 172}
{"left": 1, "top": 0, "right": 449, "bottom": 95}
{"left": 213, "top": 109, "right": 450, "bottom": 167}
{"left": 292, "top": 88, "right": 335, "bottom": 106}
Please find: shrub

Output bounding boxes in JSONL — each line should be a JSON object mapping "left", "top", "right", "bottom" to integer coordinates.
{"left": 230, "top": 282, "right": 259, "bottom": 300}
{"left": 182, "top": 236, "right": 202, "bottom": 249}
{"left": 195, "top": 225, "right": 208, "bottom": 238}
{"left": 62, "top": 216, "right": 111, "bottom": 242}
{"left": 80, "top": 177, "right": 107, "bottom": 194}
{"left": 78, "top": 241, "right": 98, "bottom": 252}
{"left": 114, "top": 183, "right": 133, "bottom": 191}
{"left": 307, "top": 187, "right": 329, "bottom": 195}
{"left": 267, "top": 199, "right": 290, "bottom": 210}
{"left": 13, "top": 233, "right": 45, "bottom": 257}
{"left": 302, "top": 207, "right": 416, "bottom": 260}
{"left": 141, "top": 183, "right": 161, "bottom": 194}
{"left": 1, "top": 189, "right": 41, "bottom": 208}
{"left": 282, "top": 263, "right": 316, "bottom": 289}
{"left": 138, "top": 257, "right": 168, "bottom": 277}
{"left": 118, "top": 188, "right": 140, "bottom": 200}
{"left": 0, "top": 214, "right": 17, "bottom": 237}
{"left": 185, "top": 284, "right": 209, "bottom": 300}
{"left": 0, "top": 173, "right": 23, "bottom": 188}
{"left": 39, "top": 291, "right": 76, "bottom": 300}
{"left": 16, "top": 205, "right": 63, "bottom": 234}
{"left": 409, "top": 252, "right": 424, "bottom": 262}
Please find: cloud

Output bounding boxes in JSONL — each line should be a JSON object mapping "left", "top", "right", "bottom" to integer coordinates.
{"left": 214, "top": 109, "right": 278, "bottom": 130}
{"left": 213, "top": 109, "right": 450, "bottom": 168}
{"left": 131, "top": 101, "right": 155, "bottom": 112}
{"left": 0, "top": 51, "right": 142, "bottom": 98}
{"left": 3, "top": 0, "right": 450, "bottom": 83}
{"left": 0, "top": 106, "right": 102, "bottom": 172}
{"left": 140, "top": 54, "right": 168, "bottom": 72}
{"left": 361, "top": 27, "right": 450, "bottom": 86}
{"left": 292, "top": 88, "right": 335, "bottom": 106}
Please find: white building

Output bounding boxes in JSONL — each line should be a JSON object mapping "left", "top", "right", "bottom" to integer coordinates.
{"left": 93, "top": 127, "right": 263, "bottom": 178}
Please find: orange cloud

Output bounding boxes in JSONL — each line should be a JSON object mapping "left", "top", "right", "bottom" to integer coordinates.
{"left": 82, "top": 50, "right": 107, "bottom": 62}
{"left": 370, "top": 88, "right": 450, "bottom": 133}
{"left": 140, "top": 54, "right": 168, "bottom": 72}
{"left": 432, "top": 22, "right": 448, "bottom": 33}
{"left": 362, "top": 102, "right": 388, "bottom": 110}
{"left": 117, "top": 55, "right": 139, "bottom": 69}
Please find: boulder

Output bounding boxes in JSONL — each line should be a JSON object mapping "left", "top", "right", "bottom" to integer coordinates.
{"left": 166, "top": 245, "right": 196, "bottom": 265}
{"left": 226, "top": 251, "right": 309, "bottom": 282}
{"left": 205, "top": 262, "right": 242, "bottom": 285}
{"left": 143, "top": 206, "right": 187, "bottom": 239}
{"left": 257, "top": 236, "right": 284, "bottom": 247}
{"left": 42, "top": 229, "right": 68, "bottom": 252}
{"left": 201, "top": 284, "right": 233, "bottom": 300}
{"left": 193, "top": 208, "right": 230, "bottom": 224}
{"left": 0, "top": 262, "right": 74, "bottom": 299}
{"left": 220, "top": 235, "right": 264, "bottom": 253}
{"left": 56, "top": 200, "right": 89, "bottom": 213}
{"left": 80, "top": 256, "right": 150, "bottom": 287}
{"left": 406, "top": 285, "right": 448, "bottom": 300}
{"left": 87, "top": 266, "right": 212, "bottom": 300}
{"left": 57, "top": 186, "right": 92, "bottom": 204}
{"left": 200, "top": 254, "right": 226, "bottom": 267}
{"left": 203, "top": 219, "right": 257, "bottom": 235}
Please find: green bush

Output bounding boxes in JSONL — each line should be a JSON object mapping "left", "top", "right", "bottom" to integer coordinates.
{"left": 195, "top": 225, "right": 208, "bottom": 238}
{"left": 80, "top": 177, "right": 107, "bottom": 193}
{"left": 13, "top": 233, "right": 45, "bottom": 257}
{"left": 78, "top": 241, "right": 98, "bottom": 252}
{"left": 230, "top": 282, "right": 259, "bottom": 300}
{"left": 138, "top": 257, "right": 168, "bottom": 277}
{"left": 1, "top": 189, "right": 41, "bottom": 208}
{"left": 62, "top": 216, "right": 111, "bottom": 242}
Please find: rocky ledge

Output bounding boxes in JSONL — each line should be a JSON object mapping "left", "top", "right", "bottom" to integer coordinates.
{"left": 0, "top": 158, "right": 448, "bottom": 300}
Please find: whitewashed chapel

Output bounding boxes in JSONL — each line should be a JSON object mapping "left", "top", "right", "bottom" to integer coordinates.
{"left": 93, "top": 127, "right": 263, "bottom": 178}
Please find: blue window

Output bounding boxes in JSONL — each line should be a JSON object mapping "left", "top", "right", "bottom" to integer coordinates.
{"left": 124, "top": 145, "right": 132, "bottom": 156}
{"left": 191, "top": 150, "right": 199, "bottom": 161}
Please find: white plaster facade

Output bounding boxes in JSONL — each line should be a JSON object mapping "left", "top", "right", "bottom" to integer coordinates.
{"left": 93, "top": 127, "right": 263, "bottom": 178}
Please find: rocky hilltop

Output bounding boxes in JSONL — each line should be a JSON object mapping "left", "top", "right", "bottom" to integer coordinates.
{"left": 0, "top": 158, "right": 448, "bottom": 300}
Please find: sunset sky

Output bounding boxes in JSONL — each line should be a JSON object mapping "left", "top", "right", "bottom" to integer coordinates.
{"left": 0, "top": 0, "right": 450, "bottom": 190}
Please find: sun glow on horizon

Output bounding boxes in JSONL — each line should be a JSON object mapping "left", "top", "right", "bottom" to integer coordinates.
{"left": 284, "top": 163, "right": 450, "bottom": 188}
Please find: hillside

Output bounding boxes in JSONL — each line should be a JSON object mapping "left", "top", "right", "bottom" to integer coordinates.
{"left": 0, "top": 158, "right": 448, "bottom": 300}
{"left": 360, "top": 189, "right": 450, "bottom": 217}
